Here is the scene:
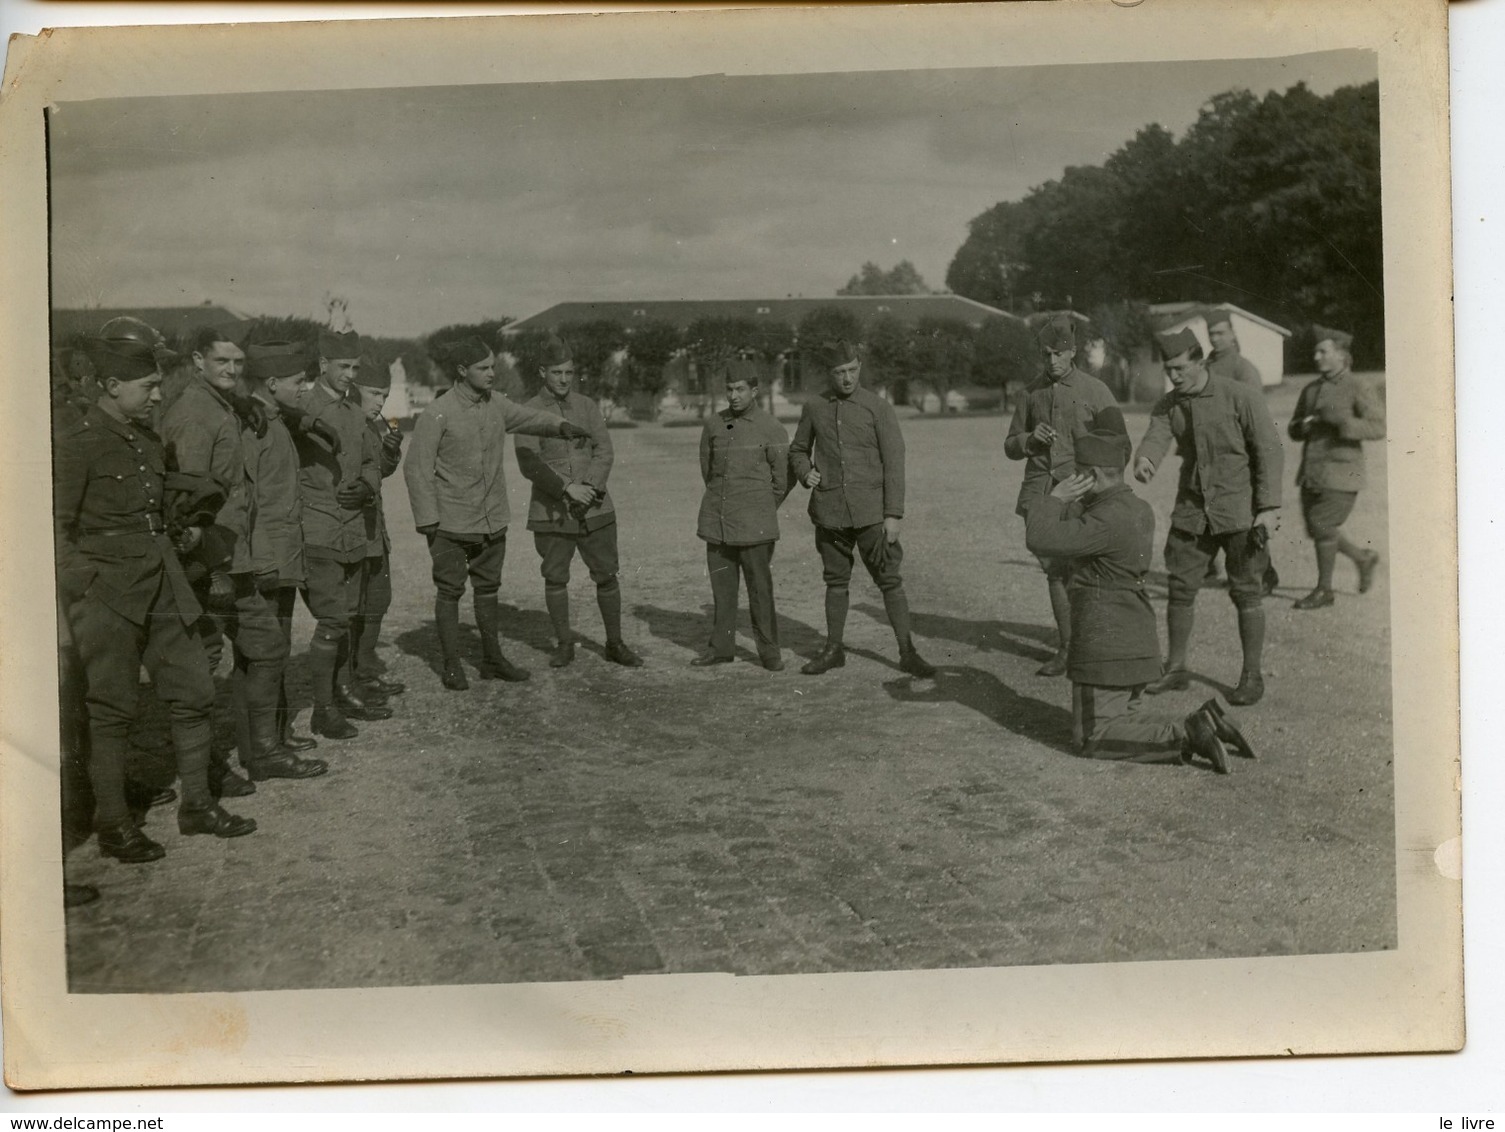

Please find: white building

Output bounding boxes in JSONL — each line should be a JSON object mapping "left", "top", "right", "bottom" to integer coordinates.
{"left": 1149, "top": 302, "right": 1291, "bottom": 387}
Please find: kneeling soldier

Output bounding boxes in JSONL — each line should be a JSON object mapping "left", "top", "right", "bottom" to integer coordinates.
{"left": 56, "top": 330, "right": 255, "bottom": 861}
{"left": 1024, "top": 421, "right": 1255, "bottom": 771}
{"left": 691, "top": 362, "right": 790, "bottom": 670}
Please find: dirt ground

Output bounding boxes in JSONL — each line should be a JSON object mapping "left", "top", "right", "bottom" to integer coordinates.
{"left": 63, "top": 379, "right": 1395, "bottom": 992}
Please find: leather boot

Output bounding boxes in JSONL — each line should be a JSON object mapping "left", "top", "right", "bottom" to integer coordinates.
{"left": 1036, "top": 649, "right": 1068, "bottom": 678}
{"left": 549, "top": 640, "right": 576, "bottom": 668}
{"left": 1294, "top": 587, "right": 1335, "bottom": 610}
{"left": 801, "top": 643, "right": 846, "bottom": 675}
{"left": 243, "top": 712, "right": 328, "bottom": 781}
{"left": 1146, "top": 668, "right": 1191, "bottom": 694}
{"left": 476, "top": 596, "right": 530, "bottom": 681}
{"left": 178, "top": 803, "right": 257, "bottom": 838}
{"left": 209, "top": 756, "right": 256, "bottom": 799}
{"left": 310, "top": 704, "right": 359, "bottom": 740}
{"left": 1226, "top": 670, "right": 1265, "bottom": 707}
{"left": 604, "top": 639, "right": 643, "bottom": 667}
{"left": 1201, "top": 699, "right": 1257, "bottom": 760}
{"left": 98, "top": 820, "right": 165, "bottom": 863}
{"left": 1181, "top": 710, "right": 1230, "bottom": 775}
{"left": 277, "top": 688, "right": 318, "bottom": 751}
{"left": 335, "top": 683, "right": 393, "bottom": 721}
{"left": 898, "top": 641, "right": 936, "bottom": 678}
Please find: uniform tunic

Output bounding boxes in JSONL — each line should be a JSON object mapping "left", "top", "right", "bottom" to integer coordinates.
{"left": 697, "top": 405, "right": 789, "bottom": 546}
{"left": 1288, "top": 368, "right": 1386, "bottom": 493}
{"left": 159, "top": 377, "right": 252, "bottom": 574}
{"left": 245, "top": 397, "right": 305, "bottom": 585}
{"left": 294, "top": 382, "right": 381, "bottom": 563}
{"left": 404, "top": 381, "right": 570, "bottom": 537}
{"left": 515, "top": 389, "right": 616, "bottom": 535}
{"left": 1207, "top": 346, "right": 1264, "bottom": 396}
{"left": 788, "top": 385, "right": 904, "bottom": 529}
{"left": 1004, "top": 367, "right": 1119, "bottom": 516}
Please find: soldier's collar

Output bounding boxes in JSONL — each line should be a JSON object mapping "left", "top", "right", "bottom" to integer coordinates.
{"left": 194, "top": 373, "right": 235, "bottom": 410}
{"left": 89, "top": 403, "right": 142, "bottom": 439}
{"left": 454, "top": 380, "right": 489, "bottom": 404}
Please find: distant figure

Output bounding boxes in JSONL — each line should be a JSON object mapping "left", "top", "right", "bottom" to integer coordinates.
{"left": 691, "top": 366, "right": 790, "bottom": 670}
{"left": 1288, "top": 326, "right": 1386, "bottom": 609}
{"left": 1003, "top": 315, "right": 1121, "bottom": 677}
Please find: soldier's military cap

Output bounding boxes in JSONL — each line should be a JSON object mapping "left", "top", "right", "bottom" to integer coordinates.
{"left": 540, "top": 335, "right": 574, "bottom": 368}
{"left": 318, "top": 329, "right": 361, "bottom": 360}
{"left": 1075, "top": 427, "right": 1130, "bottom": 469}
{"left": 353, "top": 356, "right": 392, "bottom": 390}
{"left": 1203, "top": 308, "right": 1234, "bottom": 330}
{"left": 1312, "top": 324, "right": 1354, "bottom": 351}
{"left": 1154, "top": 326, "right": 1201, "bottom": 360}
{"left": 85, "top": 335, "right": 161, "bottom": 381}
{"left": 246, "top": 340, "right": 307, "bottom": 380}
{"left": 816, "top": 338, "right": 859, "bottom": 368}
{"left": 433, "top": 336, "right": 492, "bottom": 369}
{"left": 1037, "top": 315, "right": 1077, "bottom": 352}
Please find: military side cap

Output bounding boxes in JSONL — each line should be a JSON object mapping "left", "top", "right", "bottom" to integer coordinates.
{"left": 1154, "top": 327, "right": 1201, "bottom": 359}
{"left": 1312, "top": 324, "right": 1354, "bottom": 350}
{"left": 1075, "top": 428, "right": 1130, "bottom": 469}
{"left": 433, "top": 336, "right": 492, "bottom": 368}
{"left": 1037, "top": 315, "right": 1076, "bottom": 352}
{"left": 318, "top": 328, "right": 361, "bottom": 360}
{"left": 816, "top": 338, "right": 859, "bottom": 368}
{"left": 245, "top": 340, "right": 307, "bottom": 380}
{"left": 85, "top": 336, "right": 160, "bottom": 381}
{"left": 353, "top": 357, "right": 391, "bottom": 390}
{"left": 1093, "top": 405, "right": 1128, "bottom": 438}
{"left": 1203, "top": 307, "right": 1233, "bottom": 330}
{"left": 540, "top": 334, "right": 574, "bottom": 367}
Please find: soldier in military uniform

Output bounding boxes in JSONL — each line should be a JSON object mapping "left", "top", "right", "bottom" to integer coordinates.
{"left": 789, "top": 339, "right": 934, "bottom": 679}
{"left": 691, "top": 362, "right": 790, "bottom": 670}
{"left": 1133, "top": 327, "right": 1284, "bottom": 706}
{"left": 348, "top": 359, "right": 408, "bottom": 696}
{"left": 1288, "top": 325, "right": 1386, "bottom": 609}
{"left": 513, "top": 336, "right": 642, "bottom": 670}
{"left": 1003, "top": 316, "right": 1122, "bottom": 677}
{"left": 242, "top": 340, "right": 329, "bottom": 776}
{"left": 293, "top": 329, "right": 390, "bottom": 738}
{"left": 404, "top": 336, "right": 589, "bottom": 690}
{"left": 55, "top": 329, "right": 255, "bottom": 862}
{"left": 1024, "top": 422, "right": 1253, "bottom": 772}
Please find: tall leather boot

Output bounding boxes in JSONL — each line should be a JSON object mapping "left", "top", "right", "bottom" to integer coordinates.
{"left": 802, "top": 587, "right": 849, "bottom": 675}
{"left": 1227, "top": 606, "right": 1266, "bottom": 706}
{"left": 1147, "top": 604, "right": 1194, "bottom": 693}
{"left": 174, "top": 710, "right": 256, "bottom": 838}
{"left": 476, "top": 593, "right": 530, "bottom": 681}
{"left": 352, "top": 614, "right": 404, "bottom": 696}
{"left": 308, "top": 633, "right": 357, "bottom": 739}
{"left": 545, "top": 584, "right": 574, "bottom": 667}
{"left": 1038, "top": 576, "right": 1071, "bottom": 677}
{"left": 436, "top": 595, "right": 468, "bottom": 690}
{"left": 243, "top": 699, "right": 327, "bottom": 782}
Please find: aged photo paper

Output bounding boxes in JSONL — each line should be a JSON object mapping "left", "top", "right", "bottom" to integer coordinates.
{"left": 0, "top": 0, "right": 1461, "bottom": 1090}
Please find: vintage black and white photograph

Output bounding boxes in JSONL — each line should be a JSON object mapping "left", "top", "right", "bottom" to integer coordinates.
{"left": 0, "top": 0, "right": 1460, "bottom": 1089}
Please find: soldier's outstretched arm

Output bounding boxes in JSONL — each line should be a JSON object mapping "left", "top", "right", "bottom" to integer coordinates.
{"left": 499, "top": 397, "right": 577, "bottom": 438}
{"left": 515, "top": 436, "right": 568, "bottom": 501}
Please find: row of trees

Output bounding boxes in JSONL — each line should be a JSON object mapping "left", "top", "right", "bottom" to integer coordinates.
{"left": 944, "top": 80, "right": 1384, "bottom": 368}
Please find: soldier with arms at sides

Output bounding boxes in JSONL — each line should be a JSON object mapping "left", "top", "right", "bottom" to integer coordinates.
{"left": 404, "top": 336, "right": 590, "bottom": 690}
{"left": 788, "top": 338, "right": 934, "bottom": 679}
{"left": 1287, "top": 325, "right": 1385, "bottom": 609}
{"left": 1024, "top": 420, "right": 1254, "bottom": 772}
{"left": 55, "top": 328, "right": 256, "bottom": 863}
{"left": 1003, "top": 315, "right": 1121, "bottom": 677}
{"left": 1133, "top": 327, "right": 1284, "bottom": 706}
{"left": 514, "top": 335, "right": 643, "bottom": 669}
{"left": 293, "top": 329, "right": 391, "bottom": 739}
{"left": 691, "top": 361, "right": 790, "bottom": 670}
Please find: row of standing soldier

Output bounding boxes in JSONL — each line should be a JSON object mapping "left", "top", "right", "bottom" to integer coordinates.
{"left": 52, "top": 309, "right": 1383, "bottom": 901}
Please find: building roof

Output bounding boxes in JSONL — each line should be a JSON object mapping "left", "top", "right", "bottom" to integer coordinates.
{"left": 1149, "top": 301, "right": 1291, "bottom": 338}
{"left": 51, "top": 303, "right": 248, "bottom": 343}
{"left": 507, "top": 294, "right": 1020, "bottom": 334}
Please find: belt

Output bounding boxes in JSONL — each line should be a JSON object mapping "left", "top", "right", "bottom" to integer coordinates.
{"left": 80, "top": 514, "right": 167, "bottom": 537}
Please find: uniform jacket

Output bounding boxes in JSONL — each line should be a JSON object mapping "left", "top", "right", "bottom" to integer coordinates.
{"left": 292, "top": 382, "right": 381, "bottom": 562}
{"left": 1135, "top": 375, "right": 1284, "bottom": 536}
{"left": 362, "top": 416, "right": 403, "bottom": 557}
{"left": 697, "top": 405, "right": 789, "bottom": 546}
{"left": 1207, "top": 347, "right": 1264, "bottom": 396}
{"left": 789, "top": 385, "right": 904, "bottom": 530}
{"left": 1024, "top": 484, "right": 1161, "bottom": 687}
{"left": 514, "top": 389, "right": 616, "bottom": 534}
{"left": 53, "top": 406, "right": 202, "bottom": 627}
{"left": 1004, "top": 367, "right": 1120, "bottom": 516}
{"left": 244, "top": 396, "right": 305, "bottom": 584}
{"left": 403, "top": 380, "right": 570, "bottom": 537}
{"left": 1288, "top": 369, "right": 1386, "bottom": 493}
{"left": 159, "top": 376, "right": 252, "bottom": 574}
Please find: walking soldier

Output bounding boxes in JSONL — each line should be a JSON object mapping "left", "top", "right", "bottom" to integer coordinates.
{"left": 789, "top": 338, "right": 935, "bottom": 678}
{"left": 691, "top": 361, "right": 790, "bottom": 670}
{"left": 403, "top": 336, "right": 590, "bottom": 690}
{"left": 1288, "top": 326, "right": 1385, "bottom": 609}
{"left": 514, "top": 335, "right": 643, "bottom": 669}
{"left": 1133, "top": 327, "right": 1284, "bottom": 705}
{"left": 1004, "top": 315, "right": 1121, "bottom": 677}
{"left": 55, "top": 329, "right": 255, "bottom": 862}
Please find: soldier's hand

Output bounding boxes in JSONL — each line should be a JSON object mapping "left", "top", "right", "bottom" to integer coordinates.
{"left": 563, "top": 483, "right": 596, "bottom": 507}
{"left": 803, "top": 469, "right": 822, "bottom": 489}
{"left": 1031, "top": 422, "right": 1058, "bottom": 448}
{"left": 208, "top": 572, "right": 235, "bottom": 604}
{"left": 336, "top": 480, "right": 373, "bottom": 509}
{"left": 883, "top": 517, "right": 902, "bottom": 544}
{"left": 1133, "top": 457, "right": 1156, "bottom": 483}
{"left": 559, "top": 420, "right": 590, "bottom": 440}
{"left": 417, "top": 523, "right": 439, "bottom": 539}
{"left": 1255, "top": 508, "right": 1281, "bottom": 535}
{"left": 174, "top": 525, "right": 202, "bottom": 555}
{"left": 1051, "top": 472, "right": 1094, "bottom": 502}
{"left": 254, "top": 570, "right": 281, "bottom": 597}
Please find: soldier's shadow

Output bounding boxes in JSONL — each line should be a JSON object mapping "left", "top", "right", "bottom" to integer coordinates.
{"left": 881, "top": 666, "right": 1074, "bottom": 753}
{"left": 632, "top": 603, "right": 872, "bottom": 667}
{"left": 855, "top": 603, "right": 1057, "bottom": 666}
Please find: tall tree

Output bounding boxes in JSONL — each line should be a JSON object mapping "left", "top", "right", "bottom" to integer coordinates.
{"left": 907, "top": 317, "right": 975, "bottom": 412}
{"left": 839, "top": 259, "right": 933, "bottom": 296}
{"left": 556, "top": 318, "right": 627, "bottom": 400}
{"left": 622, "top": 319, "right": 681, "bottom": 398}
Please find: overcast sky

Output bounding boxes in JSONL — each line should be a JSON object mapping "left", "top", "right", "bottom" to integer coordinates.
{"left": 48, "top": 50, "right": 1376, "bottom": 339}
